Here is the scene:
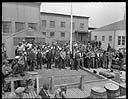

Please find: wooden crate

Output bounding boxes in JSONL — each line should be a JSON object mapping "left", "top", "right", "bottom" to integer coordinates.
{"left": 2, "top": 91, "right": 42, "bottom": 98}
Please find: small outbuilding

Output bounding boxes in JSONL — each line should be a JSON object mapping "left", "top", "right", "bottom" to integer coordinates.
{"left": 5, "top": 28, "right": 45, "bottom": 58}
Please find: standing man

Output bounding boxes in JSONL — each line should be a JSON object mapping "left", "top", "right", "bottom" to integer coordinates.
{"left": 36, "top": 48, "right": 42, "bottom": 69}
{"left": 75, "top": 49, "right": 80, "bottom": 70}
{"left": 28, "top": 48, "right": 36, "bottom": 71}
{"left": 103, "top": 51, "right": 108, "bottom": 69}
{"left": 55, "top": 49, "right": 61, "bottom": 68}
{"left": 118, "top": 51, "right": 124, "bottom": 71}
{"left": 108, "top": 52, "right": 113, "bottom": 70}
{"left": 60, "top": 48, "right": 66, "bottom": 69}
{"left": 70, "top": 50, "right": 74, "bottom": 70}
{"left": 46, "top": 49, "right": 52, "bottom": 69}
{"left": 90, "top": 50, "right": 95, "bottom": 68}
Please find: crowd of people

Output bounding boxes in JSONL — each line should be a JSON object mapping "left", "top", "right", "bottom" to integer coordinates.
{"left": 2, "top": 39, "right": 126, "bottom": 93}
{"left": 2, "top": 39, "right": 126, "bottom": 73}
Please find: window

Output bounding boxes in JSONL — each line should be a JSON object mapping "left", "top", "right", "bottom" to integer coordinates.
{"left": 42, "top": 32, "right": 46, "bottom": 36}
{"left": 28, "top": 23, "right": 37, "bottom": 30}
{"left": 102, "top": 36, "right": 105, "bottom": 41}
{"left": 94, "top": 36, "right": 97, "bottom": 41}
{"left": 42, "top": 20, "right": 46, "bottom": 27}
{"left": 61, "top": 22, "right": 65, "bottom": 28}
{"left": 118, "top": 36, "right": 121, "bottom": 45}
{"left": 109, "top": 36, "right": 112, "bottom": 42}
{"left": 50, "top": 32, "right": 55, "bottom": 37}
{"left": 73, "top": 22, "right": 75, "bottom": 29}
{"left": 15, "top": 22, "right": 25, "bottom": 32}
{"left": 122, "top": 36, "right": 125, "bottom": 45}
{"left": 69, "top": 22, "right": 75, "bottom": 29}
{"left": 61, "top": 32, "right": 65, "bottom": 37}
{"left": 80, "top": 23, "right": 84, "bottom": 28}
{"left": 50, "top": 21, "right": 55, "bottom": 28}
{"left": 2, "top": 21, "right": 12, "bottom": 33}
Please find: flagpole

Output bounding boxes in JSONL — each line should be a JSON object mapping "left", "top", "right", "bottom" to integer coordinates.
{"left": 70, "top": 3, "right": 73, "bottom": 53}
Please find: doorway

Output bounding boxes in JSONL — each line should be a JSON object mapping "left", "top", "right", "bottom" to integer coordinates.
{"left": 25, "top": 37, "right": 35, "bottom": 43}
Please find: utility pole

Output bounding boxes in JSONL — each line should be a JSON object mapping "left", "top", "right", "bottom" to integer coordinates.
{"left": 70, "top": 3, "right": 73, "bottom": 53}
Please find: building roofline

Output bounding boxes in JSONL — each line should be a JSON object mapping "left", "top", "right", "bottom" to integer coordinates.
{"left": 40, "top": 12, "right": 90, "bottom": 19}
{"left": 3, "top": 2, "right": 41, "bottom": 6}
{"left": 93, "top": 19, "right": 125, "bottom": 31}
{"left": 88, "top": 27, "right": 97, "bottom": 30}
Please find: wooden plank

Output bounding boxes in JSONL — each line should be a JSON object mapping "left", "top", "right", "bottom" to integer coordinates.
{"left": 26, "top": 93, "right": 29, "bottom": 98}
{"left": 33, "top": 91, "right": 38, "bottom": 98}
{"left": 30, "top": 91, "right": 35, "bottom": 98}
{"left": 23, "top": 93, "right": 25, "bottom": 98}
{"left": 31, "top": 91, "right": 37, "bottom": 98}
{"left": 29, "top": 91, "right": 33, "bottom": 98}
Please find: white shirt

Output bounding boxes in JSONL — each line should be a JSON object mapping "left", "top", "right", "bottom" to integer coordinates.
{"left": 27, "top": 43, "right": 32, "bottom": 49}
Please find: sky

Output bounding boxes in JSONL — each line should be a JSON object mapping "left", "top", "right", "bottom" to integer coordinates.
{"left": 40, "top": 2, "right": 126, "bottom": 28}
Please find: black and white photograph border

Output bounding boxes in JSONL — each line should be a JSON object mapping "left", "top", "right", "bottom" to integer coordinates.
{"left": 2, "top": 2, "right": 126, "bottom": 98}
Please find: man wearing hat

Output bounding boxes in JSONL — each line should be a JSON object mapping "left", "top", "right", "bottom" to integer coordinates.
{"left": 28, "top": 48, "right": 36, "bottom": 71}
{"left": 46, "top": 49, "right": 52, "bottom": 69}
{"left": 54, "top": 49, "right": 60, "bottom": 68}
{"left": 60, "top": 48, "right": 66, "bottom": 69}
{"left": 23, "top": 52, "right": 28, "bottom": 71}
{"left": 36, "top": 48, "right": 42, "bottom": 69}
{"left": 74, "top": 49, "right": 80, "bottom": 70}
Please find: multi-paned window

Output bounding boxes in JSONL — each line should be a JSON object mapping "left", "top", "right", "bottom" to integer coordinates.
{"left": 42, "top": 20, "right": 46, "bottom": 27}
{"left": 122, "top": 36, "right": 125, "bottom": 45}
{"left": 73, "top": 22, "right": 75, "bottom": 29}
{"left": 15, "top": 22, "right": 25, "bottom": 32}
{"left": 69, "top": 22, "right": 75, "bottom": 29}
{"left": 42, "top": 32, "right": 46, "bottom": 36}
{"left": 80, "top": 23, "right": 84, "bottom": 28}
{"left": 94, "top": 36, "right": 97, "bottom": 41}
{"left": 50, "top": 21, "right": 55, "bottom": 28}
{"left": 102, "top": 36, "right": 105, "bottom": 41}
{"left": 28, "top": 23, "right": 37, "bottom": 30}
{"left": 50, "top": 32, "right": 55, "bottom": 37}
{"left": 61, "top": 32, "right": 65, "bottom": 37}
{"left": 61, "top": 22, "right": 65, "bottom": 28}
{"left": 2, "top": 21, "right": 12, "bottom": 33}
{"left": 118, "top": 36, "right": 121, "bottom": 45}
{"left": 109, "top": 36, "right": 112, "bottom": 42}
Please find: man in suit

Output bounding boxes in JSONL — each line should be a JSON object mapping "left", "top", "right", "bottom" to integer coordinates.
{"left": 46, "top": 49, "right": 52, "bottom": 69}
{"left": 74, "top": 49, "right": 80, "bottom": 70}
{"left": 28, "top": 48, "right": 36, "bottom": 71}
{"left": 36, "top": 48, "right": 42, "bottom": 69}
{"left": 103, "top": 51, "right": 108, "bottom": 69}
{"left": 60, "top": 48, "right": 66, "bottom": 69}
{"left": 54, "top": 49, "right": 60, "bottom": 68}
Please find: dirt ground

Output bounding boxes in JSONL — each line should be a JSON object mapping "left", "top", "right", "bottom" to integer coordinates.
{"left": 35, "top": 64, "right": 102, "bottom": 88}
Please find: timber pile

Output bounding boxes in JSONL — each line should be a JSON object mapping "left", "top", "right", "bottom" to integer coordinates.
{"left": 2, "top": 91, "right": 42, "bottom": 98}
